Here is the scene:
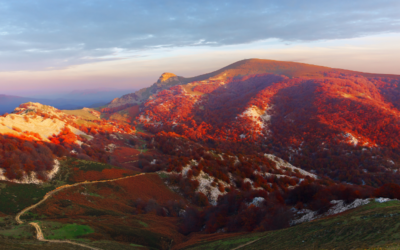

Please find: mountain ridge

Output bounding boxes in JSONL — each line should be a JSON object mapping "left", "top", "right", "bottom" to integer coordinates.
{"left": 108, "top": 58, "right": 400, "bottom": 109}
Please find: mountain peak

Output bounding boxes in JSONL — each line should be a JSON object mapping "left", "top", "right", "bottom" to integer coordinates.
{"left": 157, "top": 72, "right": 178, "bottom": 83}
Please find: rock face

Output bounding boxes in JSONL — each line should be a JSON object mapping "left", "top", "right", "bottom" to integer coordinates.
{"left": 157, "top": 72, "right": 179, "bottom": 84}
{"left": 108, "top": 93, "right": 140, "bottom": 108}
{"left": 108, "top": 72, "right": 185, "bottom": 108}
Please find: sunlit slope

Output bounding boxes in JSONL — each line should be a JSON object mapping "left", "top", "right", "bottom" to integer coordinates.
{"left": 135, "top": 62, "right": 400, "bottom": 185}
{"left": 107, "top": 59, "right": 332, "bottom": 108}
{"left": 181, "top": 200, "right": 400, "bottom": 250}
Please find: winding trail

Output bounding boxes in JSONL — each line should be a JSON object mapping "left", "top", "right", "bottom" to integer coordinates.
{"left": 29, "top": 222, "right": 101, "bottom": 250}
{"left": 231, "top": 238, "right": 263, "bottom": 250}
{"left": 15, "top": 173, "right": 145, "bottom": 249}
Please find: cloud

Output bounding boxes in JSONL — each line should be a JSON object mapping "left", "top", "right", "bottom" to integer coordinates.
{"left": 0, "top": 0, "right": 399, "bottom": 71}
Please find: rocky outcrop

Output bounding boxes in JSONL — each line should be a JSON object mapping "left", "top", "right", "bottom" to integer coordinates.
{"left": 108, "top": 72, "right": 186, "bottom": 108}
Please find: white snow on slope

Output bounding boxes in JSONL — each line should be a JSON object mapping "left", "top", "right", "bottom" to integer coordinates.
{"left": 344, "top": 133, "right": 359, "bottom": 146}
{"left": 264, "top": 154, "right": 317, "bottom": 179}
{"left": 195, "top": 171, "right": 228, "bottom": 205}
{"left": 292, "top": 198, "right": 396, "bottom": 225}
{"left": 181, "top": 160, "right": 228, "bottom": 205}
{"left": 239, "top": 105, "right": 271, "bottom": 129}
{"left": 160, "top": 159, "right": 229, "bottom": 205}
{"left": 0, "top": 159, "right": 60, "bottom": 184}
{"left": 247, "top": 197, "right": 265, "bottom": 207}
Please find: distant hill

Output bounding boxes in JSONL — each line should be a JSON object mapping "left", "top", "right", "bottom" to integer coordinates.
{"left": 62, "top": 88, "right": 138, "bottom": 107}
{"left": 0, "top": 94, "right": 46, "bottom": 115}
{"left": 0, "top": 88, "right": 138, "bottom": 115}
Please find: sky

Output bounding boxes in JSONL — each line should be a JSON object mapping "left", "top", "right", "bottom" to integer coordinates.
{"left": 1, "top": 0, "right": 400, "bottom": 96}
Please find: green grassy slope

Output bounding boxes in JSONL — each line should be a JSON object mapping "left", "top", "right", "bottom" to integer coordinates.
{"left": 0, "top": 158, "right": 129, "bottom": 215}
{"left": 61, "top": 109, "right": 100, "bottom": 121}
{"left": 182, "top": 200, "right": 400, "bottom": 250}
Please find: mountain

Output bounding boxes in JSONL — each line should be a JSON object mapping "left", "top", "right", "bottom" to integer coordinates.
{"left": 62, "top": 88, "right": 138, "bottom": 107}
{"left": 1, "top": 59, "right": 400, "bottom": 249}
{"left": 0, "top": 94, "right": 47, "bottom": 115}
{"left": 0, "top": 94, "right": 98, "bottom": 115}
{"left": 109, "top": 58, "right": 400, "bottom": 109}
{"left": 0, "top": 89, "right": 138, "bottom": 115}
{"left": 108, "top": 59, "right": 333, "bottom": 108}
{"left": 111, "top": 58, "right": 400, "bottom": 186}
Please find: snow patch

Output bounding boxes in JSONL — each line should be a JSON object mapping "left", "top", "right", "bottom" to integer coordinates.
{"left": 247, "top": 197, "right": 265, "bottom": 207}
{"left": 194, "top": 171, "right": 228, "bottom": 205}
{"left": 160, "top": 159, "right": 228, "bottom": 205}
{"left": 239, "top": 105, "right": 271, "bottom": 129}
{"left": 344, "top": 133, "right": 359, "bottom": 146}
{"left": 105, "top": 144, "right": 117, "bottom": 153}
{"left": 375, "top": 197, "right": 397, "bottom": 203}
{"left": 0, "top": 159, "right": 60, "bottom": 184}
{"left": 264, "top": 154, "right": 317, "bottom": 179}
{"left": 292, "top": 198, "right": 379, "bottom": 225}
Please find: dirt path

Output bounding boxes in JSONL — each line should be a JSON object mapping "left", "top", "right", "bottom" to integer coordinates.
{"left": 16, "top": 173, "right": 144, "bottom": 224}
{"left": 15, "top": 173, "right": 145, "bottom": 249}
{"left": 231, "top": 238, "right": 263, "bottom": 250}
{"left": 29, "top": 222, "right": 101, "bottom": 250}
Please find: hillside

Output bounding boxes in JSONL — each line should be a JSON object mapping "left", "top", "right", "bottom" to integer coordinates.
{"left": 182, "top": 199, "right": 400, "bottom": 250}
{"left": 0, "top": 102, "right": 137, "bottom": 184}
{"left": 110, "top": 59, "right": 400, "bottom": 186}
{"left": 2, "top": 59, "right": 400, "bottom": 249}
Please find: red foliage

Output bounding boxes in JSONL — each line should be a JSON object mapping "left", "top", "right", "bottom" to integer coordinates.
{"left": 0, "top": 134, "right": 54, "bottom": 180}
{"left": 100, "top": 103, "right": 137, "bottom": 114}
{"left": 72, "top": 168, "right": 135, "bottom": 182}
{"left": 193, "top": 82, "right": 222, "bottom": 93}
{"left": 374, "top": 183, "right": 400, "bottom": 199}
{"left": 49, "top": 126, "right": 77, "bottom": 145}
{"left": 134, "top": 72, "right": 400, "bottom": 186}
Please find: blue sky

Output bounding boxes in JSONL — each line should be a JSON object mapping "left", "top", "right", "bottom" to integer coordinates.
{"left": 0, "top": 0, "right": 400, "bottom": 95}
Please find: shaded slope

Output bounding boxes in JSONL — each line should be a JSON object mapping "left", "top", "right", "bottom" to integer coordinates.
{"left": 181, "top": 200, "right": 400, "bottom": 250}
{"left": 19, "top": 172, "right": 190, "bottom": 249}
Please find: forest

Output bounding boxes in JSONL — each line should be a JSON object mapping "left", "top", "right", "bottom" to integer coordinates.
{"left": 2, "top": 69, "right": 400, "bottom": 237}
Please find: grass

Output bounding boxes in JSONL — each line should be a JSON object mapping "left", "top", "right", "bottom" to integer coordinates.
{"left": 183, "top": 200, "right": 400, "bottom": 250}
{"left": 64, "top": 157, "right": 122, "bottom": 172}
{"left": 40, "top": 221, "right": 94, "bottom": 240}
{"left": 61, "top": 109, "right": 100, "bottom": 121}
{"left": 85, "top": 192, "right": 104, "bottom": 198}
{"left": 0, "top": 238, "right": 92, "bottom": 249}
{"left": 0, "top": 157, "right": 125, "bottom": 215}
{"left": 130, "top": 243, "right": 146, "bottom": 248}
{"left": 0, "top": 224, "right": 34, "bottom": 239}
{"left": 20, "top": 212, "right": 47, "bottom": 221}
{"left": 137, "top": 220, "right": 148, "bottom": 228}
{"left": 0, "top": 181, "right": 54, "bottom": 215}
{"left": 158, "top": 172, "right": 168, "bottom": 179}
